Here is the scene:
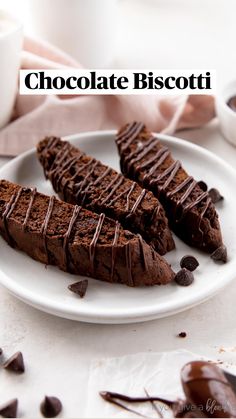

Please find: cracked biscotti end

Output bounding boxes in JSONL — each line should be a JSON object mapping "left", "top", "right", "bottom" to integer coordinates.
{"left": 115, "top": 122, "right": 223, "bottom": 253}
{"left": 37, "top": 137, "right": 175, "bottom": 255}
{"left": 0, "top": 179, "right": 175, "bottom": 287}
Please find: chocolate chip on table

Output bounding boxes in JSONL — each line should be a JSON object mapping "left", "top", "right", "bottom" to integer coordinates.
{"left": 175, "top": 268, "right": 194, "bottom": 286}
{"left": 68, "top": 280, "right": 88, "bottom": 298}
{"left": 0, "top": 399, "right": 18, "bottom": 418}
{"left": 178, "top": 332, "right": 187, "bottom": 338}
{"left": 180, "top": 255, "right": 199, "bottom": 272}
{"left": 3, "top": 351, "right": 25, "bottom": 374}
{"left": 211, "top": 245, "right": 227, "bottom": 263}
{"left": 40, "top": 396, "right": 62, "bottom": 418}
{"left": 208, "top": 188, "right": 223, "bottom": 204}
{"left": 197, "top": 180, "right": 208, "bottom": 192}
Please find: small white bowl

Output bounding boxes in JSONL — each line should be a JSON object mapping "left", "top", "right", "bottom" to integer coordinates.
{"left": 216, "top": 79, "right": 236, "bottom": 147}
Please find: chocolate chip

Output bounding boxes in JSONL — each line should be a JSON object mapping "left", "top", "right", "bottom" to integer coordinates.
{"left": 3, "top": 351, "right": 25, "bottom": 374}
{"left": 211, "top": 245, "right": 227, "bottom": 263}
{"left": 40, "top": 396, "right": 62, "bottom": 418}
{"left": 180, "top": 255, "right": 199, "bottom": 272}
{"left": 68, "top": 280, "right": 88, "bottom": 298}
{"left": 197, "top": 181, "right": 208, "bottom": 192}
{"left": 0, "top": 399, "right": 18, "bottom": 418}
{"left": 208, "top": 188, "right": 223, "bottom": 204}
{"left": 175, "top": 268, "right": 194, "bottom": 286}
{"left": 0, "top": 348, "right": 2, "bottom": 356}
{"left": 178, "top": 332, "right": 187, "bottom": 338}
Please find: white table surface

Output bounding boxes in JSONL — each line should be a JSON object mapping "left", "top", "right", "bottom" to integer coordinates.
{"left": 1, "top": 1, "right": 236, "bottom": 417}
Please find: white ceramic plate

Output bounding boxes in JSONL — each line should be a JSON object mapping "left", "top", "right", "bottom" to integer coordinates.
{"left": 0, "top": 131, "right": 236, "bottom": 324}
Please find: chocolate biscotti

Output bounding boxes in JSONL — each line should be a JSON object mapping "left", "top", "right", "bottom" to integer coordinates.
{"left": 115, "top": 122, "right": 223, "bottom": 253}
{"left": 37, "top": 137, "right": 175, "bottom": 255}
{"left": 0, "top": 180, "right": 175, "bottom": 286}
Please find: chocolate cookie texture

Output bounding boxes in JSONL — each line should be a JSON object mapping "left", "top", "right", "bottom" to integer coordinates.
{"left": 0, "top": 180, "right": 174, "bottom": 287}
{"left": 37, "top": 137, "right": 175, "bottom": 256}
{"left": 116, "top": 122, "right": 223, "bottom": 253}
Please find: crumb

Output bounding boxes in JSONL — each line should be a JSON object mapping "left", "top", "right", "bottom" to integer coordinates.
{"left": 178, "top": 332, "right": 187, "bottom": 338}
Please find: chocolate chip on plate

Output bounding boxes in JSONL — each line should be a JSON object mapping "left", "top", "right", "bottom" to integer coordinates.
{"left": 178, "top": 332, "right": 187, "bottom": 338}
{"left": 0, "top": 399, "right": 18, "bottom": 418}
{"left": 180, "top": 255, "right": 199, "bottom": 272}
{"left": 197, "top": 180, "right": 208, "bottom": 192}
{"left": 211, "top": 245, "right": 227, "bottom": 263}
{"left": 68, "top": 280, "right": 88, "bottom": 298}
{"left": 3, "top": 351, "right": 25, "bottom": 374}
{"left": 40, "top": 396, "right": 62, "bottom": 418}
{"left": 208, "top": 188, "right": 223, "bottom": 204}
{"left": 175, "top": 268, "right": 194, "bottom": 286}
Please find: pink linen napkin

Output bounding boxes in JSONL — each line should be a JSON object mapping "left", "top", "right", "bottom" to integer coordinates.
{"left": 0, "top": 36, "right": 215, "bottom": 156}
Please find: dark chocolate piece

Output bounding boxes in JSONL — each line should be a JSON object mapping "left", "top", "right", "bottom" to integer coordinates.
{"left": 0, "top": 399, "right": 18, "bottom": 418}
{"left": 3, "top": 351, "right": 25, "bottom": 374}
{"left": 178, "top": 332, "right": 187, "bottom": 338}
{"left": 197, "top": 181, "right": 208, "bottom": 192}
{"left": 227, "top": 96, "right": 236, "bottom": 112}
{"left": 175, "top": 269, "right": 194, "bottom": 287}
{"left": 181, "top": 361, "right": 236, "bottom": 417}
{"left": 211, "top": 245, "right": 227, "bottom": 263}
{"left": 208, "top": 188, "right": 224, "bottom": 204}
{"left": 180, "top": 255, "right": 199, "bottom": 272}
{"left": 116, "top": 122, "right": 223, "bottom": 254}
{"left": 101, "top": 362, "right": 236, "bottom": 418}
{"left": 0, "top": 180, "right": 174, "bottom": 287}
{"left": 37, "top": 137, "right": 175, "bottom": 256}
{"left": 68, "top": 280, "right": 88, "bottom": 298}
{"left": 40, "top": 396, "right": 62, "bottom": 418}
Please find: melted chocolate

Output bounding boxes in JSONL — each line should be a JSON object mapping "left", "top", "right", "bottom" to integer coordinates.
{"left": 126, "top": 189, "right": 146, "bottom": 219}
{"left": 23, "top": 188, "right": 37, "bottom": 230}
{"left": 181, "top": 361, "right": 236, "bottom": 417}
{"left": 111, "top": 221, "right": 120, "bottom": 281}
{"left": 101, "top": 361, "right": 236, "bottom": 418}
{"left": 63, "top": 205, "right": 81, "bottom": 270}
{"left": 125, "top": 182, "right": 136, "bottom": 211}
{"left": 89, "top": 213, "right": 105, "bottom": 274}
{"left": 40, "top": 196, "right": 55, "bottom": 264}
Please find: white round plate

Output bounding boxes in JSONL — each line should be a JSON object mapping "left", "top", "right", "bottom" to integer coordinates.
{"left": 0, "top": 131, "right": 236, "bottom": 324}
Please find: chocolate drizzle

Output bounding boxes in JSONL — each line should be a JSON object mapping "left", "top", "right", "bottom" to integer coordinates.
{"left": 138, "top": 234, "right": 147, "bottom": 271}
{"left": 40, "top": 196, "right": 55, "bottom": 264}
{"left": 89, "top": 213, "right": 105, "bottom": 274}
{"left": 125, "top": 242, "right": 133, "bottom": 286}
{"left": 101, "top": 175, "right": 124, "bottom": 205}
{"left": 116, "top": 121, "right": 145, "bottom": 151}
{"left": 2, "top": 188, "right": 23, "bottom": 245}
{"left": 23, "top": 188, "right": 37, "bottom": 230}
{"left": 63, "top": 205, "right": 81, "bottom": 270}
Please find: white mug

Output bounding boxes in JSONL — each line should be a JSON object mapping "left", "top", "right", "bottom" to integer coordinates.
{"left": 28, "top": 0, "right": 118, "bottom": 68}
{"left": 0, "top": 10, "right": 23, "bottom": 130}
